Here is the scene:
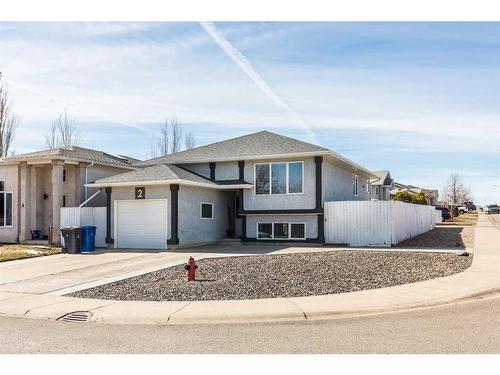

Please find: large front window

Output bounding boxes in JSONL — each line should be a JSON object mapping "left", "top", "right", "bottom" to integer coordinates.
{"left": 255, "top": 161, "right": 303, "bottom": 195}
{"left": 0, "top": 191, "right": 13, "bottom": 227}
{"left": 257, "top": 222, "right": 306, "bottom": 240}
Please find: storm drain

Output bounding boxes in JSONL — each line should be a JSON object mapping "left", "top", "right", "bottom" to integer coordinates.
{"left": 58, "top": 311, "right": 92, "bottom": 323}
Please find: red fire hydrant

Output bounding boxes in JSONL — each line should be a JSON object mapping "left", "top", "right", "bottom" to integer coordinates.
{"left": 184, "top": 257, "right": 198, "bottom": 281}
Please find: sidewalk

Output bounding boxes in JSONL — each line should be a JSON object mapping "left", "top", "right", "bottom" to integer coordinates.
{"left": 0, "top": 214, "right": 498, "bottom": 325}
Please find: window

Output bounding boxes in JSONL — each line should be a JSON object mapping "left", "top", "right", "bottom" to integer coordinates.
{"left": 0, "top": 191, "right": 13, "bottom": 227}
{"left": 63, "top": 169, "right": 66, "bottom": 182}
{"left": 352, "top": 174, "right": 359, "bottom": 196}
{"left": 200, "top": 203, "right": 214, "bottom": 219}
{"left": 256, "top": 222, "right": 306, "bottom": 240}
{"left": 366, "top": 179, "right": 370, "bottom": 193}
{"left": 257, "top": 223, "right": 272, "bottom": 239}
{"left": 63, "top": 195, "right": 66, "bottom": 207}
{"left": 255, "top": 161, "right": 303, "bottom": 195}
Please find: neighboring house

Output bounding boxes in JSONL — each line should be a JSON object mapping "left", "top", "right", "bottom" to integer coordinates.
{"left": 0, "top": 146, "right": 136, "bottom": 244}
{"left": 89, "top": 131, "right": 378, "bottom": 249}
{"left": 390, "top": 182, "right": 439, "bottom": 206}
{"left": 370, "top": 170, "right": 394, "bottom": 201}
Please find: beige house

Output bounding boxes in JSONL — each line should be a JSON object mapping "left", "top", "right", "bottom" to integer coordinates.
{"left": 0, "top": 146, "right": 136, "bottom": 244}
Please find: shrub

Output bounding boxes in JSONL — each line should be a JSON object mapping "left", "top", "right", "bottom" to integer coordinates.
{"left": 391, "top": 191, "right": 428, "bottom": 205}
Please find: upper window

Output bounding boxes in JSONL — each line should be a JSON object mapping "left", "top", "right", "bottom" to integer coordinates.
{"left": 366, "top": 179, "right": 370, "bottom": 193}
{"left": 63, "top": 169, "right": 66, "bottom": 182}
{"left": 353, "top": 174, "right": 359, "bottom": 196}
{"left": 0, "top": 191, "right": 13, "bottom": 227}
{"left": 200, "top": 203, "right": 214, "bottom": 219}
{"left": 255, "top": 161, "right": 303, "bottom": 195}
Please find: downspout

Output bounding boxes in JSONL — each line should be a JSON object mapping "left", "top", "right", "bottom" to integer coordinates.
{"left": 84, "top": 162, "right": 95, "bottom": 201}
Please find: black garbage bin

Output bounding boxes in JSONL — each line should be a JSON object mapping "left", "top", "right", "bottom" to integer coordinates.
{"left": 60, "top": 227, "right": 83, "bottom": 254}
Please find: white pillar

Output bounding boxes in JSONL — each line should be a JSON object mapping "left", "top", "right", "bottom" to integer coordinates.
{"left": 51, "top": 160, "right": 64, "bottom": 244}
{"left": 19, "top": 162, "right": 31, "bottom": 242}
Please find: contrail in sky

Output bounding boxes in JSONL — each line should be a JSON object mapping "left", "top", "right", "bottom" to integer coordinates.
{"left": 199, "top": 22, "right": 318, "bottom": 144}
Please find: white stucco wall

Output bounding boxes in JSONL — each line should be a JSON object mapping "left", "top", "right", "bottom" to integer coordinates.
{"left": 322, "top": 159, "right": 371, "bottom": 202}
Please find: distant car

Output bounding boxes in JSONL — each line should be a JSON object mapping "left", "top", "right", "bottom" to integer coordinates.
{"left": 486, "top": 204, "right": 499, "bottom": 214}
{"left": 464, "top": 201, "right": 476, "bottom": 211}
{"left": 457, "top": 205, "right": 468, "bottom": 215}
{"left": 435, "top": 206, "right": 451, "bottom": 221}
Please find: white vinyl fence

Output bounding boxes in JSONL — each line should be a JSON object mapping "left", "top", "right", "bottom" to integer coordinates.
{"left": 324, "top": 201, "right": 438, "bottom": 247}
{"left": 60, "top": 207, "right": 106, "bottom": 247}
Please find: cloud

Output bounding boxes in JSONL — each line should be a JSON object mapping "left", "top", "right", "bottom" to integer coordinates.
{"left": 199, "top": 21, "right": 318, "bottom": 144}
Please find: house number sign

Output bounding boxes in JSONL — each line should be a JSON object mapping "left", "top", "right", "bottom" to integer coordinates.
{"left": 135, "top": 187, "right": 145, "bottom": 199}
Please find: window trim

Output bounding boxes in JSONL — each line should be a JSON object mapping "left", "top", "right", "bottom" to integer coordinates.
{"left": 352, "top": 174, "right": 359, "bottom": 196}
{"left": 254, "top": 161, "right": 304, "bottom": 196}
{"left": 0, "top": 191, "right": 14, "bottom": 228}
{"left": 200, "top": 202, "right": 214, "bottom": 220}
{"left": 256, "top": 222, "right": 306, "bottom": 240}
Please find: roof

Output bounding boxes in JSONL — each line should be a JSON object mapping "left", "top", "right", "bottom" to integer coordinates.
{"left": 136, "top": 131, "right": 329, "bottom": 166}
{"left": 1, "top": 146, "right": 137, "bottom": 169}
{"left": 371, "top": 170, "right": 393, "bottom": 186}
{"left": 89, "top": 164, "right": 253, "bottom": 189}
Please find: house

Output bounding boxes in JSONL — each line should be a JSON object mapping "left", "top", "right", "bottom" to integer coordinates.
{"left": 390, "top": 182, "right": 439, "bottom": 206}
{"left": 0, "top": 146, "right": 136, "bottom": 244}
{"left": 370, "top": 170, "right": 394, "bottom": 201}
{"left": 88, "top": 131, "right": 378, "bottom": 249}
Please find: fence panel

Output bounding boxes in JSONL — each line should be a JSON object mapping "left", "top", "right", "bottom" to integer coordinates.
{"left": 60, "top": 207, "right": 106, "bottom": 247}
{"left": 324, "top": 201, "right": 437, "bottom": 247}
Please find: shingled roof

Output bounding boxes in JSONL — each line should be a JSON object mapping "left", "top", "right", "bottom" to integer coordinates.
{"left": 1, "top": 146, "right": 137, "bottom": 169}
{"left": 372, "top": 170, "right": 393, "bottom": 186}
{"left": 136, "top": 131, "right": 329, "bottom": 166}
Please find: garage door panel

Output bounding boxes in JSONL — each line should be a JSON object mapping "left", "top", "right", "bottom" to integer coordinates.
{"left": 115, "top": 199, "right": 167, "bottom": 249}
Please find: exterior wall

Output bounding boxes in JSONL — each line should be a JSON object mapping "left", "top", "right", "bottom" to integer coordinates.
{"left": 62, "top": 164, "right": 78, "bottom": 207}
{"left": 181, "top": 161, "right": 239, "bottom": 181}
{"left": 110, "top": 185, "right": 172, "bottom": 241}
{"left": 0, "top": 165, "right": 19, "bottom": 243}
{"left": 322, "top": 159, "right": 371, "bottom": 202}
{"left": 371, "top": 185, "right": 391, "bottom": 201}
{"left": 245, "top": 214, "right": 318, "bottom": 239}
{"left": 243, "top": 157, "right": 316, "bottom": 210}
{"left": 82, "top": 165, "right": 131, "bottom": 207}
{"left": 178, "top": 185, "right": 233, "bottom": 244}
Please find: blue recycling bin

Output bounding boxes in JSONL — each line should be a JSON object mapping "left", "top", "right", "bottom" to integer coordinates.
{"left": 81, "top": 226, "right": 97, "bottom": 252}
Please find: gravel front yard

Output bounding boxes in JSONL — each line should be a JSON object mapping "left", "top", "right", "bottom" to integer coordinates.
{"left": 69, "top": 250, "right": 472, "bottom": 302}
{"left": 397, "top": 226, "right": 475, "bottom": 249}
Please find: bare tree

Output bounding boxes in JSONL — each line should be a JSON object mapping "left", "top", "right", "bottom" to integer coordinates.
{"left": 184, "top": 131, "right": 196, "bottom": 150}
{"left": 443, "top": 173, "right": 472, "bottom": 218}
{"left": 0, "top": 73, "right": 19, "bottom": 157}
{"left": 171, "top": 118, "right": 182, "bottom": 153}
{"left": 157, "top": 120, "right": 170, "bottom": 156}
{"left": 45, "top": 111, "right": 80, "bottom": 148}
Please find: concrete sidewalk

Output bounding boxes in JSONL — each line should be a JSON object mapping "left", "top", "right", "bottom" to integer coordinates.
{"left": 0, "top": 214, "right": 498, "bottom": 325}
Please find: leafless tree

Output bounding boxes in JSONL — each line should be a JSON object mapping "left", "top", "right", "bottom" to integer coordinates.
{"left": 0, "top": 73, "right": 19, "bottom": 157}
{"left": 45, "top": 111, "right": 80, "bottom": 148}
{"left": 157, "top": 120, "right": 170, "bottom": 156}
{"left": 184, "top": 131, "right": 196, "bottom": 150}
{"left": 171, "top": 118, "right": 182, "bottom": 153}
{"left": 443, "top": 173, "right": 472, "bottom": 217}
{"left": 149, "top": 138, "right": 158, "bottom": 159}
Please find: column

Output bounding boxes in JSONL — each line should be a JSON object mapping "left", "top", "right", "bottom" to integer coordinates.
{"left": 105, "top": 187, "right": 114, "bottom": 247}
{"left": 30, "top": 166, "right": 37, "bottom": 231}
{"left": 169, "top": 184, "right": 179, "bottom": 245}
{"left": 51, "top": 160, "right": 64, "bottom": 244}
{"left": 19, "top": 162, "right": 31, "bottom": 242}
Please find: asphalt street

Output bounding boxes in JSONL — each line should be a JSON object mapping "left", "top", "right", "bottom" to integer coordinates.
{"left": 1, "top": 293, "right": 499, "bottom": 354}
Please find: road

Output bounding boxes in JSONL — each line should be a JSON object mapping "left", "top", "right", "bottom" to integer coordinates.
{"left": 1, "top": 293, "right": 499, "bottom": 354}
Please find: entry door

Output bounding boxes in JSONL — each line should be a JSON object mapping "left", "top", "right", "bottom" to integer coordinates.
{"left": 115, "top": 199, "right": 168, "bottom": 249}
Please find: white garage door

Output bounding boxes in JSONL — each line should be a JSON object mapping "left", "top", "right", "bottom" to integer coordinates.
{"left": 115, "top": 199, "right": 168, "bottom": 249}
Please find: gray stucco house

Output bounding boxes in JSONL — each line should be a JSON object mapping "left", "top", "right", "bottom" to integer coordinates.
{"left": 89, "top": 131, "right": 378, "bottom": 249}
{"left": 0, "top": 146, "right": 136, "bottom": 244}
{"left": 370, "top": 170, "right": 394, "bottom": 201}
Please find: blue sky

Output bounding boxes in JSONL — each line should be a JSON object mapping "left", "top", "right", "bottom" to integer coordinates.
{"left": 0, "top": 22, "right": 499, "bottom": 204}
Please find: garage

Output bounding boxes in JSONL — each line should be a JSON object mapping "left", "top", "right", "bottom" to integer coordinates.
{"left": 114, "top": 199, "right": 168, "bottom": 249}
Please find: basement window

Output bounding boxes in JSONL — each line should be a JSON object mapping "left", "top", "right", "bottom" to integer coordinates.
{"left": 257, "top": 222, "right": 306, "bottom": 240}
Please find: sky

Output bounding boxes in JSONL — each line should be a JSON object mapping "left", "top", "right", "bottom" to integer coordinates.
{"left": 0, "top": 22, "right": 499, "bottom": 204}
